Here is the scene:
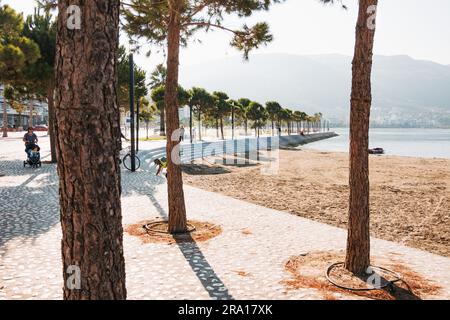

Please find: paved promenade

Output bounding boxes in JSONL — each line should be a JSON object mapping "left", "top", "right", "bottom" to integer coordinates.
{"left": 1, "top": 134, "right": 450, "bottom": 300}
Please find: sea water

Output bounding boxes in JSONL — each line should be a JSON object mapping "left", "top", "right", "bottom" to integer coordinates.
{"left": 306, "top": 128, "right": 450, "bottom": 159}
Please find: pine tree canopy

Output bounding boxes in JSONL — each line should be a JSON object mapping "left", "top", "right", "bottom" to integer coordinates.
{"left": 123, "top": 0, "right": 284, "bottom": 59}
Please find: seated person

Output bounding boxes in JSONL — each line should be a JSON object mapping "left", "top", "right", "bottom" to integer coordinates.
{"left": 154, "top": 157, "right": 168, "bottom": 177}
{"left": 23, "top": 128, "right": 39, "bottom": 158}
{"left": 29, "top": 145, "right": 41, "bottom": 162}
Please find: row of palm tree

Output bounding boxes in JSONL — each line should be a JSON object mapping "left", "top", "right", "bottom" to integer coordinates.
{"left": 149, "top": 83, "right": 326, "bottom": 141}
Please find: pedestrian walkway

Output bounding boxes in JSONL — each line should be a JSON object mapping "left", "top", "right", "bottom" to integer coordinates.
{"left": 1, "top": 136, "right": 450, "bottom": 300}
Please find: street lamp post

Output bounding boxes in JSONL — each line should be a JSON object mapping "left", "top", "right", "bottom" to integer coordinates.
{"left": 129, "top": 52, "right": 136, "bottom": 172}
{"left": 190, "top": 106, "right": 193, "bottom": 144}
{"left": 136, "top": 98, "right": 140, "bottom": 152}
{"left": 231, "top": 104, "right": 235, "bottom": 140}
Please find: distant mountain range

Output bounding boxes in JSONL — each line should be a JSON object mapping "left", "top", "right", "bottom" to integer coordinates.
{"left": 179, "top": 54, "right": 450, "bottom": 127}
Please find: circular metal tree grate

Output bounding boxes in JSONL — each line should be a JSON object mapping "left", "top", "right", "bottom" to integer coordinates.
{"left": 326, "top": 262, "right": 402, "bottom": 292}
{"left": 143, "top": 221, "right": 196, "bottom": 235}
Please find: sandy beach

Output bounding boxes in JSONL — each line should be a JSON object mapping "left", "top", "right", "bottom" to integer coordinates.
{"left": 182, "top": 149, "right": 450, "bottom": 257}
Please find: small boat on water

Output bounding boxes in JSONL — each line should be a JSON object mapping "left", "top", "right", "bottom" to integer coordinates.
{"left": 369, "top": 147, "right": 385, "bottom": 155}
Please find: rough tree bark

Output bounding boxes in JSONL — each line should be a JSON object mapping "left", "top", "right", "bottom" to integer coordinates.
{"left": 55, "top": 0, "right": 127, "bottom": 299}
{"left": 165, "top": 0, "right": 187, "bottom": 233}
{"left": 345, "top": 0, "right": 378, "bottom": 275}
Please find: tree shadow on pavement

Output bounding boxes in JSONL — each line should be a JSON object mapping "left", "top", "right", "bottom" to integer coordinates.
{"left": 0, "top": 152, "right": 161, "bottom": 250}
{"left": 174, "top": 235, "right": 234, "bottom": 300}
{"left": 122, "top": 157, "right": 233, "bottom": 300}
{"left": 0, "top": 159, "right": 60, "bottom": 249}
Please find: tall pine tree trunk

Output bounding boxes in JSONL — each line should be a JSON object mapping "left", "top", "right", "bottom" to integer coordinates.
{"left": 198, "top": 110, "right": 202, "bottom": 141}
{"left": 231, "top": 106, "right": 235, "bottom": 140}
{"left": 47, "top": 84, "right": 57, "bottom": 163}
{"left": 189, "top": 105, "right": 193, "bottom": 143}
{"left": 215, "top": 118, "right": 219, "bottom": 138}
{"left": 55, "top": 0, "right": 126, "bottom": 299}
{"left": 165, "top": 0, "right": 187, "bottom": 233}
{"left": 220, "top": 117, "right": 224, "bottom": 140}
{"left": 345, "top": 0, "right": 378, "bottom": 275}
{"left": 160, "top": 106, "right": 166, "bottom": 136}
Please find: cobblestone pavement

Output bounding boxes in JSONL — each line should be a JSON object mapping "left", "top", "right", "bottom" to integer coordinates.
{"left": 1, "top": 135, "right": 450, "bottom": 300}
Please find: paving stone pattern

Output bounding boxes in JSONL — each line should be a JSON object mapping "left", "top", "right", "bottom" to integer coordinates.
{"left": 1, "top": 134, "right": 449, "bottom": 300}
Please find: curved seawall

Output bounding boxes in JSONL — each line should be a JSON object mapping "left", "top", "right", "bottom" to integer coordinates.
{"left": 279, "top": 132, "right": 339, "bottom": 147}
{"left": 138, "top": 132, "right": 339, "bottom": 167}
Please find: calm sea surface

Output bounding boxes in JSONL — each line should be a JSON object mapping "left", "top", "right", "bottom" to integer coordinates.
{"left": 305, "top": 128, "right": 450, "bottom": 159}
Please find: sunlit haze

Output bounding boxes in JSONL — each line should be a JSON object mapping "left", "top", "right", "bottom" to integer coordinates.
{"left": 4, "top": 0, "right": 450, "bottom": 73}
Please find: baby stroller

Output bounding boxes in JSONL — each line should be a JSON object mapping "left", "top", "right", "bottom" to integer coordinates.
{"left": 24, "top": 144, "right": 42, "bottom": 168}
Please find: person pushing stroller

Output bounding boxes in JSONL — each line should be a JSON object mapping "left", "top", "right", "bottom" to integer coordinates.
{"left": 23, "top": 128, "right": 39, "bottom": 156}
{"left": 23, "top": 128, "right": 41, "bottom": 168}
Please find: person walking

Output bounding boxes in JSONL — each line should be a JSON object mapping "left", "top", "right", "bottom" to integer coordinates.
{"left": 180, "top": 125, "right": 185, "bottom": 142}
{"left": 192, "top": 127, "right": 196, "bottom": 142}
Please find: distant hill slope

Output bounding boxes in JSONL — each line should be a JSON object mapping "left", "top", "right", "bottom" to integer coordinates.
{"left": 179, "top": 54, "right": 450, "bottom": 126}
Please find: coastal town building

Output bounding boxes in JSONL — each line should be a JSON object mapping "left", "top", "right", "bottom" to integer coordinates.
{"left": 0, "top": 84, "right": 49, "bottom": 130}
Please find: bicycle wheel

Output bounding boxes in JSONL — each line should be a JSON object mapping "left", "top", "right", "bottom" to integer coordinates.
{"left": 123, "top": 154, "right": 141, "bottom": 171}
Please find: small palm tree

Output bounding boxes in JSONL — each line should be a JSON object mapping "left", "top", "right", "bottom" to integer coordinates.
{"left": 293, "top": 111, "right": 305, "bottom": 134}
{"left": 149, "top": 64, "right": 167, "bottom": 90}
{"left": 148, "top": 64, "right": 166, "bottom": 136}
{"left": 188, "top": 87, "right": 214, "bottom": 142}
{"left": 139, "top": 99, "right": 157, "bottom": 139}
{"left": 151, "top": 85, "right": 166, "bottom": 136}
{"left": 238, "top": 98, "right": 252, "bottom": 136}
{"left": 228, "top": 99, "right": 242, "bottom": 140}
{"left": 265, "top": 101, "right": 282, "bottom": 136}
{"left": 151, "top": 84, "right": 189, "bottom": 136}
{"left": 247, "top": 102, "right": 268, "bottom": 137}
{"left": 212, "top": 91, "right": 231, "bottom": 140}
{"left": 280, "top": 108, "right": 294, "bottom": 135}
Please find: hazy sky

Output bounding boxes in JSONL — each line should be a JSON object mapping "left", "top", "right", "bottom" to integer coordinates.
{"left": 3, "top": 0, "right": 450, "bottom": 72}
